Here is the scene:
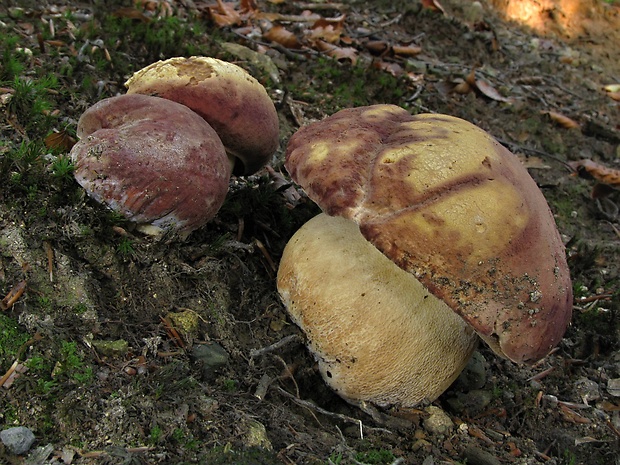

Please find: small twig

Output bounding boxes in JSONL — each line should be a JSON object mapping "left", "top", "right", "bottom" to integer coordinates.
{"left": 405, "top": 85, "right": 424, "bottom": 102}
{"left": 1, "top": 280, "right": 27, "bottom": 311}
{"left": 0, "top": 360, "right": 19, "bottom": 388}
{"left": 275, "top": 386, "right": 393, "bottom": 435}
{"left": 576, "top": 294, "right": 613, "bottom": 304}
{"left": 43, "top": 240, "right": 54, "bottom": 282}
{"left": 496, "top": 138, "right": 574, "bottom": 171}
{"left": 254, "top": 373, "right": 272, "bottom": 400}
{"left": 250, "top": 334, "right": 302, "bottom": 359}
{"left": 605, "top": 418, "right": 620, "bottom": 440}
{"left": 528, "top": 366, "right": 556, "bottom": 381}
{"left": 255, "top": 238, "right": 277, "bottom": 272}
{"left": 80, "top": 446, "right": 153, "bottom": 459}
{"left": 274, "top": 354, "right": 300, "bottom": 398}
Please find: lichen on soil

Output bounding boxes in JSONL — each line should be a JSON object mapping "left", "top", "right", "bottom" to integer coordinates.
{"left": 1, "top": 1, "right": 619, "bottom": 464}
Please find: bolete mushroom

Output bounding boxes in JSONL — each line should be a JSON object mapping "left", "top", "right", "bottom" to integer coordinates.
{"left": 277, "top": 104, "right": 572, "bottom": 408}
{"left": 70, "top": 93, "right": 231, "bottom": 236}
{"left": 125, "top": 56, "right": 279, "bottom": 175}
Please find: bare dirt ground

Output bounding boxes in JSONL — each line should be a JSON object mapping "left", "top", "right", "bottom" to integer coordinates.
{"left": 1, "top": 0, "right": 619, "bottom": 464}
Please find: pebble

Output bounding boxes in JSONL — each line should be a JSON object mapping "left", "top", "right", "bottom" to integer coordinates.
{"left": 455, "top": 352, "right": 488, "bottom": 391}
{"left": 244, "top": 420, "right": 273, "bottom": 450}
{"left": 91, "top": 339, "right": 129, "bottom": 357}
{"left": 463, "top": 445, "right": 501, "bottom": 465}
{"left": 190, "top": 342, "right": 229, "bottom": 380}
{"left": 423, "top": 406, "right": 454, "bottom": 435}
{"left": 0, "top": 426, "right": 36, "bottom": 455}
{"left": 446, "top": 389, "right": 493, "bottom": 414}
{"left": 607, "top": 378, "right": 620, "bottom": 397}
{"left": 574, "top": 377, "right": 601, "bottom": 403}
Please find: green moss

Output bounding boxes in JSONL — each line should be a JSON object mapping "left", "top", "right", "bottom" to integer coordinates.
{"left": 198, "top": 446, "right": 282, "bottom": 465}
{"left": 0, "top": 314, "right": 30, "bottom": 369}
{"left": 354, "top": 449, "right": 396, "bottom": 465}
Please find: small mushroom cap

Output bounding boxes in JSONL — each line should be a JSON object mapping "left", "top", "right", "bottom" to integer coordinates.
{"left": 125, "top": 56, "right": 279, "bottom": 175}
{"left": 277, "top": 213, "right": 478, "bottom": 408}
{"left": 285, "top": 104, "right": 572, "bottom": 364}
{"left": 70, "top": 94, "right": 231, "bottom": 235}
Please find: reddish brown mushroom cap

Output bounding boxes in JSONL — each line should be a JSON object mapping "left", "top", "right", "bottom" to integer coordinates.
{"left": 285, "top": 104, "right": 572, "bottom": 364}
{"left": 125, "top": 56, "right": 279, "bottom": 175}
{"left": 71, "top": 94, "right": 231, "bottom": 236}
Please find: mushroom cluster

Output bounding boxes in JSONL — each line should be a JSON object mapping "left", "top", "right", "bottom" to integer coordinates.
{"left": 70, "top": 56, "right": 279, "bottom": 237}
{"left": 277, "top": 104, "right": 573, "bottom": 408}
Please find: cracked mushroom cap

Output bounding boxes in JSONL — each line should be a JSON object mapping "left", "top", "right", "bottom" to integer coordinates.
{"left": 70, "top": 94, "right": 231, "bottom": 236}
{"left": 125, "top": 56, "right": 279, "bottom": 175}
{"left": 285, "top": 104, "right": 572, "bottom": 364}
{"left": 277, "top": 213, "right": 478, "bottom": 408}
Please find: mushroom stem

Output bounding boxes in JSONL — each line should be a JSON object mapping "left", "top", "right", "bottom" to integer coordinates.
{"left": 277, "top": 213, "right": 478, "bottom": 408}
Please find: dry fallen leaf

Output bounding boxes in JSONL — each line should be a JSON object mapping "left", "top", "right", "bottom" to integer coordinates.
{"left": 374, "top": 60, "right": 405, "bottom": 77}
{"left": 364, "top": 40, "right": 389, "bottom": 55}
{"left": 545, "top": 110, "right": 580, "bottom": 129}
{"left": 569, "top": 159, "right": 620, "bottom": 195}
{"left": 315, "top": 40, "right": 358, "bottom": 63}
{"left": 421, "top": 0, "right": 446, "bottom": 15}
{"left": 208, "top": 0, "right": 242, "bottom": 27}
{"left": 112, "top": 7, "right": 151, "bottom": 22}
{"left": 309, "top": 15, "right": 345, "bottom": 43}
{"left": 45, "top": 130, "right": 76, "bottom": 151}
{"left": 475, "top": 78, "right": 512, "bottom": 103}
{"left": 263, "top": 24, "right": 302, "bottom": 49}
{"left": 392, "top": 44, "right": 423, "bottom": 56}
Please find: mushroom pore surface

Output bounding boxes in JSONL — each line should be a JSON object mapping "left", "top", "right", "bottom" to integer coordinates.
{"left": 277, "top": 213, "right": 478, "bottom": 408}
{"left": 125, "top": 56, "right": 279, "bottom": 175}
{"left": 70, "top": 94, "right": 231, "bottom": 236}
{"left": 285, "top": 104, "right": 572, "bottom": 364}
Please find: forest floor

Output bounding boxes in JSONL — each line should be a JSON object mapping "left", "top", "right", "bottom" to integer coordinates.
{"left": 1, "top": 0, "right": 619, "bottom": 464}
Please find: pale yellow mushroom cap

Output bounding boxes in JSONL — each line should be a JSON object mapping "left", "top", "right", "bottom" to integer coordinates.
{"left": 126, "top": 56, "right": 279, "bottom": 175}
{"left": 277, "top": 213, "right": 478, "bottom": 408}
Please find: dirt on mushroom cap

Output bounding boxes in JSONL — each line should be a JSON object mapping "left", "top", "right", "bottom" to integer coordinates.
{"left": 285, "top": 104, "right": 573, "bottom": 364}
{"left": 125, "top": 56, "right": 279, "bottom": 175}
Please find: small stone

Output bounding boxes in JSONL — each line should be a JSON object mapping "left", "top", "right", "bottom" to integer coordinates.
{"left": 412, "top": 439, "right": 432, "bottom": 453}
{"left": 167, "top": 309, "right": 200, "bottom": 340}
{"left": 0, "top": 426, "right": 36, "bottom": 455}
{"left": 454, "top": 352, "right": 488, "bottom": 391}
{"left": 463, "top": 445, "right": 501, "bottom": 465}
{"left": 607, "top": 378, "right": 620, "bottom": 397}
{"left": 423, "top": 406, "right": 454, "bottom": 435}
{"left": 91, "top": 339, "right": 129, "bottom": 357}
{"left": 446, "top": 389, "right": 493, "bottom": 414}
{"left": 244, "top": 420, "right": 272, "bottom": 450}
{"left": 191, "top": 343, "right": 229, "bottom": 380}
{"left": 574, "top": 377, "right": 601, "bottom": 403}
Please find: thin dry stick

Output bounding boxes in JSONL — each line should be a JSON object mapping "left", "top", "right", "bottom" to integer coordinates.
{"left": 0, "top": 360, "right": 19, "bottom": 388}
{"left": 274, "top": 354, "right": 300, "bottom": 398}
{"left": 275, "top": 386, "right": 393, "bottom": 435}
{"left": 249, "top": 334, "right": 302, "bottom": 359}
{"left": 43, "top": 240, "right": 54, "bottom": 282}
{"left": 1, "top": 280, "right": 27, "bottom": 311}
